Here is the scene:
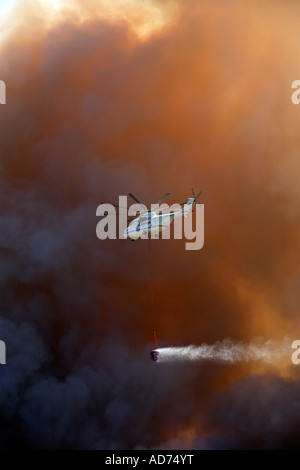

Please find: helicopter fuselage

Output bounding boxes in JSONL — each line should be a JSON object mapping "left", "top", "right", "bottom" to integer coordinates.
{"left": 123, "top": 199, "right": 194, "bottom": 240}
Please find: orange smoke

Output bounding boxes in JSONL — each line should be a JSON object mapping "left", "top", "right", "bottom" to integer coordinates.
{"left": 0, "top": 0, "right": 299, "bottom": 449}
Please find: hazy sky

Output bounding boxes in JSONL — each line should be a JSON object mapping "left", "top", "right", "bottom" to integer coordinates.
{"left": 0, "top": 0, "right": 299, "bottom": 450}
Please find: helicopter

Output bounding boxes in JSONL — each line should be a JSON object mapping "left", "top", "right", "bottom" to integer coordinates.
{"left": 123, "top": 189, "right": 202, "bottom": 241}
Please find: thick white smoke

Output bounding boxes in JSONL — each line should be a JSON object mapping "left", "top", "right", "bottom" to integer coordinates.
{"left": 156, "top": 338, "right": 291, "bottom": 363}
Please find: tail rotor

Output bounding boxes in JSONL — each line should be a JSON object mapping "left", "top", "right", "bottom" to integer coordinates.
{"left": 191, "top": 188, "right": 202, "bottom": 209}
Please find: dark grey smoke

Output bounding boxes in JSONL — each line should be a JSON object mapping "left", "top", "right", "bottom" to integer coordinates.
{"left": 204, "top": 373, "right": 300, "bottom": 450}
{"left": 0, "top": 0, "right": 299, "bottom": 450}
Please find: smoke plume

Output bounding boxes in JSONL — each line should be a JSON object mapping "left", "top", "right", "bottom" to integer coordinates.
{"left": 0, "top": 0, "right": 299, "bottom": 450}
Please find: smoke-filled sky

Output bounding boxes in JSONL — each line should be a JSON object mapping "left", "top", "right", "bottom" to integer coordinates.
{"left": 0, "top": 0, "right": 300, "bottom": 449}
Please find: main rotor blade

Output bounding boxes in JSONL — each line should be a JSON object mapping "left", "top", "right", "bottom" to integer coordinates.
{"left": 101, "top": 203, "right": 128, "bottom": 211}
{"left": 155, "top": 192, "right": 170, "bottom": 206}
{"left": 128, "top": 193, "right": 142, "bottom": 205}
{"left": 128, "top": 193, "right": 148, "bottom": 211}
{"left": 151, "top": 193, "right": 171, "bottom": 211}
{"left": 192, "top": 188, "right": 195, "bottom": 198}
{"left": 195, "top": 191, "right": 202, "bottom": 199}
